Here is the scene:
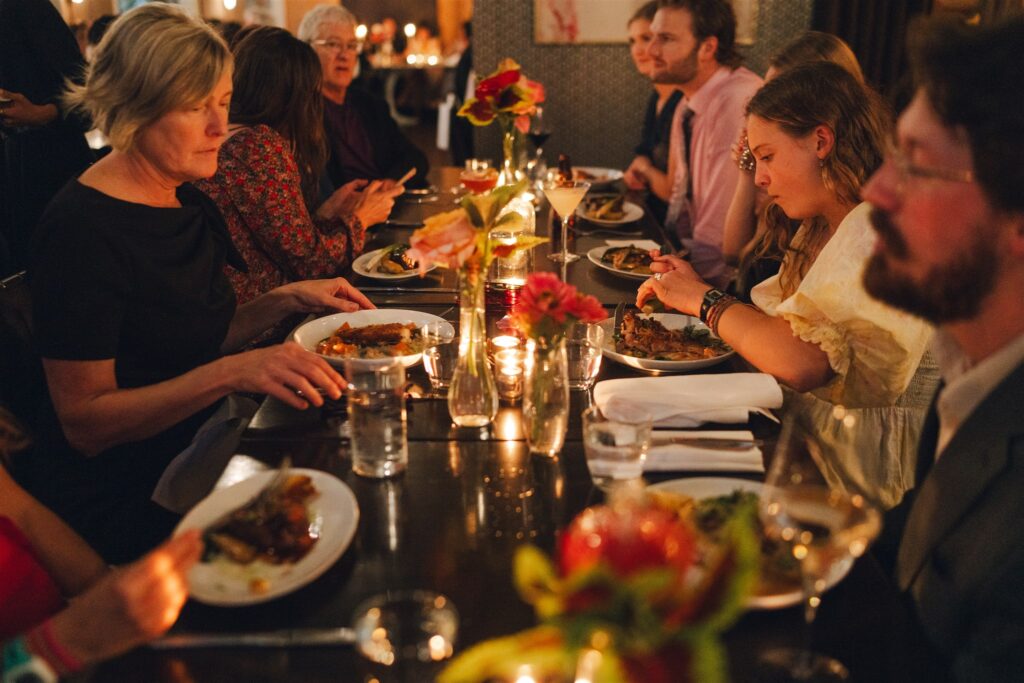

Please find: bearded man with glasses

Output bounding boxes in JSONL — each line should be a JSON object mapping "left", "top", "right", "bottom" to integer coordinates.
{"left": 297, "top": 5, "right": 429, "bottom": 193}
{"left": 863, "top": 16, "right": 1024, "bottom": 682}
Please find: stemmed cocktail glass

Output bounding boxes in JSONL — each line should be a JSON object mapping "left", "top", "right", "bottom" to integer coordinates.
{"left": 543, "top": 178, "right": 590, "bottom": 264}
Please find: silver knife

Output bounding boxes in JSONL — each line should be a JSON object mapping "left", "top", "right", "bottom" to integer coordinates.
{"left": 612, "top": 302, "right": 626, "bottom": 340}
{"left": 151, "top": 627, "right": 357, "bottom": 649}
{"left": 358, "top": 287, "right": 458, "bottom": 294}
{"left": 381, "top": 219, "right": 425, "bottom": 228}
{"left": 650, "top": 437, "right": 763, "bottom": 451}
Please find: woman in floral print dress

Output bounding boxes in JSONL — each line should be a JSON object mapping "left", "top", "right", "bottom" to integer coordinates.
{"left": 196, "top": 26, "right": 403, "bottom": 306}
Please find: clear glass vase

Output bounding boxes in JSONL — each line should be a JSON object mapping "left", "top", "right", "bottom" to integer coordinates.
{"left": 522, "top": 337, "right": 569, "bottom": 457}
{"left": 449, "top": 266, "right": 499, "bottom": 428}
{"left": 497, "top": 119, "right": 526, "bottom": 187}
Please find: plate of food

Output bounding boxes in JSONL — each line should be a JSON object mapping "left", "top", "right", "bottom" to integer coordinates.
{"left": 598, "top": 311, "right": 735, "bottom": 373}
{"left": 175, "top": 468, "right": 359, "bottom": 606}
{"left": 647, "top": 477, "right": 854, "bottom": 610}
{"left": 576, "top": 195, "right": 645, "bottom": 226}
{"left": 587, "top": 245, "right": 655, "bottom": 280}
{"left": 351, "top": 244, "right": 435, "bottom": 281}
{"left": 572, "top": 166, "right": 624, "bottom": 189}
{"left": 292, "top": 309, "right": 453, "bottom": 368}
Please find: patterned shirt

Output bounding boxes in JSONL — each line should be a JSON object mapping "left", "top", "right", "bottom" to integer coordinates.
{"left": 195, "top": 124, "right": 366, "bottom": 305}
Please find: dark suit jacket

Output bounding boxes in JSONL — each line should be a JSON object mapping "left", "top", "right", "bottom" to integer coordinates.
{"left": 887, "top": 360, "right": 1024, "bottom": 681}
{"left": 323, "top": 87, "right": 429, "bottom": 191}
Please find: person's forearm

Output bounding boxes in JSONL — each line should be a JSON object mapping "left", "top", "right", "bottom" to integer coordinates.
{"left": 722, "top": 175, "right": 759, "bottom": 262}
{"left": 644, "top": 166, "right": 673, "bottom": 201}
{"left": 43, "top": 359, "right": 235, "bottom": 456}
{"left": 715, "top": 304, "right": 835, "bottom": 392}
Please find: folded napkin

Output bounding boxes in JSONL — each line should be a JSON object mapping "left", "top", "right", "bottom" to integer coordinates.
{"left": 152, "top": 394, "right": 259, "bottom": 514}
{"left": 644, "top": 430, "right": 763, "bottom": 473}
{"left": 594, "top": 373, "right": 783, "bottom": 428}
{"left": 604, "top": 239, "right": 661, "bottom": 251}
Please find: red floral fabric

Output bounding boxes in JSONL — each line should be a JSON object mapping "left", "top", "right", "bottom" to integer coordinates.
{"left": 0, "top": 516, "right": 65, "bottom": 640}
{"left": 195, "top": 125, "right": 366, "bottom": 305}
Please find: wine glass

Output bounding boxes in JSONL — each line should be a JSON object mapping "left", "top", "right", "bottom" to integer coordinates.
{"left": 527, "top": 107, "right": 551, "bottom": 181}
{"left": 543, "top": 178, "right": 590, "bottom": 264}
{"left": 758, "top": 412, "right": 882, "bottom": 681}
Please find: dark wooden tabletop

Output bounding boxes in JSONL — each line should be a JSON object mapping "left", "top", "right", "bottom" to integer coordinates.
{"left": 87, "top": 171, "right": 943, "bottom": 683}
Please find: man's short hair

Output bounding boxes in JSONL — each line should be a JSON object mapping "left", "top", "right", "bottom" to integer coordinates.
{"left": 909, "top": 16, "right": 1024, "bottom": 213}
{"left": 656, "top": 0, "right": 741, "bottom": 67}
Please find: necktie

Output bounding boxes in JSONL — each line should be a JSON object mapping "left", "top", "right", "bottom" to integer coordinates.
{"left": 666, "top": 106, "right": 693, "bottom": 237}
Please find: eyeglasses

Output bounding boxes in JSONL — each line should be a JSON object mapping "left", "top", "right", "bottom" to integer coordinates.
{"left": 311, "top": 39, "right": 361, "bottom": 54}
{"left": 884, "top": 142, "right": 974, "bottom": 187}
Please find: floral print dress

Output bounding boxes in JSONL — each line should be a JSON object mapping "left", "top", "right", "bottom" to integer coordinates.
{"left": 195, "top": 124, "right": 366, "bottom": 305}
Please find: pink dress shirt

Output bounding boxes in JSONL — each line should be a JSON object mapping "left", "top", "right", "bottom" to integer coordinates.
{"left": 667, "top": 66, "right": 763, "bottom": 288}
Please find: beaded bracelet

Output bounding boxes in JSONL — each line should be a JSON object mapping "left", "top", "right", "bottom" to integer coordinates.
{"left": 26, "top": 619, "right": 83, "bottom": 676}
{"left": 706, "top": 295, "right": 742, "bottom": 337}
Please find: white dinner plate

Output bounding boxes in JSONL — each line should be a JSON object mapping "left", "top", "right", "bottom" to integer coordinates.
{"left": 587, "top": 245, "right": 653, "bottom": 281}
{"left": 576, "top": 200, "right": 645, "bottom": 226}
{"left": 351, "top": 246, "right": 436, "bottom": 281}
{"left": 573, "top": 166, "right": 623, "bottom": 188}
{"left": 598, "top": 312, "right": 736, "bottom": 373}
{"left": 647, "top": 477, "right": 854, "bottom": 610}
{"left": 176, "top": 468, "right": 358, "bottom": 607}
{"left": 291, "top": 309, "right": 453, "bottom": 369}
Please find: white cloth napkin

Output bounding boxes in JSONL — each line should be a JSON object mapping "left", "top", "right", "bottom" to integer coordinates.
{"left": 644, "top": 430, "right": 763, "bottom": 473}
{"left": 604, "top": 239, "right": 661, "bottom": 251}
{"left": 594, "top": 373, "right": 783, "bottom": 427}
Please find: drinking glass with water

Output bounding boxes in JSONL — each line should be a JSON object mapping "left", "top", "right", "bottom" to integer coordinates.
{"left": 582, "top": 403, "right": 652, "bottom": 491}
{"left": 345, "top": 359, "right": 408, "bottom": 478}
{"left": 567, "top": 322, "right": 604, "bottom": 391}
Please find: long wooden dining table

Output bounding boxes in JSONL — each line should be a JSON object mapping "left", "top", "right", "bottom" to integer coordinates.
{"left": 89, "top": 170, "right": 944, "bottom": 682}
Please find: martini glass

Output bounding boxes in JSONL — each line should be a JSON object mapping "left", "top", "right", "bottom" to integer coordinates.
{"left": 543, "top": 179, "right": 590, "bottom": 264}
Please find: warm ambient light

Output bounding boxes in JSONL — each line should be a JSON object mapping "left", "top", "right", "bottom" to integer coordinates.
{"left": 355, "top": 24, "right": 367, "bottom": 40}
{"left": 71, "top": 0, "right": 84, "bottom": 4}
{"left": 404, "top": 22, "right": 416, "bottom": 38}
{"left": 223, "top": 0, "right": 236, "bottom": 9}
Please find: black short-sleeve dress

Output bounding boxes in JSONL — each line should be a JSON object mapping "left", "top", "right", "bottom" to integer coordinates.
{"left": 23, "top": 180, "right": 242, "bottom": 563}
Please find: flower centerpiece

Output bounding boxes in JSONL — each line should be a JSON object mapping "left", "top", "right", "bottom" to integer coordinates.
{"left": 510, "top": 273, "right": 605, "bottom": 456}
{"left": 439, "top": 493, "right": 758, "bottom": 683}
{"left": 408, "top": 182, "right": 546, "bottom": 427}
{"left": 458, "top": 58, "right": 545, "bottom": 186}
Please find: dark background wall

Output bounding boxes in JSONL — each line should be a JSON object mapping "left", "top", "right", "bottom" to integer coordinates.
{"left": 472, "top": 0, "right": 813, "bottom": 169}
{"left": 344, "top": 0, "right": 437, "bottom": 25}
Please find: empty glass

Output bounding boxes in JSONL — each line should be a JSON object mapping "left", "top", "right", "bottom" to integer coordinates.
{"left": 567, "top": 323, "right": 604, "bottom": 391}
{"left": 421, "top": 322, "right": 457, "bottom": 394}
{"left": 582, "top": 404, "right": 652, "bottom": 491}
{"left": 353, "top": 590, "right": 458, "bottom": 683}
{"left": 346, "top": 359, "right": 408, "bottom": 478}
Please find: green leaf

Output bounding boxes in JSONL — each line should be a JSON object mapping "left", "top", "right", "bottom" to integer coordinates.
{"left": 462, "top": 197, "right": 485, "bottom": 229}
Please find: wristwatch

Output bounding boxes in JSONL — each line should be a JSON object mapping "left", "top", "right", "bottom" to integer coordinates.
{"left": 699, "top": 288, "right": 729, "bottom": 324}
{"left": 2, "top": 637, "right": 58, "bottom": 683}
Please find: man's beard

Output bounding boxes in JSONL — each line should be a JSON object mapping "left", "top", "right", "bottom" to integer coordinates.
{"left": 652, "top": 48, "right": 698, "bottom": 86}
{"left": 863, "top": 207, "right": 999, "bottom": 323}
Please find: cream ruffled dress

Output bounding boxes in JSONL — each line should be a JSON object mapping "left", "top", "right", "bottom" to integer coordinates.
{"left": 751, "top": 202, "right": 939, "bottom": 508}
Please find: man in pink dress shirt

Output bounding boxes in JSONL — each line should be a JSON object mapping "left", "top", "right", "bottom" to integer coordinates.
{"left": 635, "top": 0, "right": 762, "bottom": 288}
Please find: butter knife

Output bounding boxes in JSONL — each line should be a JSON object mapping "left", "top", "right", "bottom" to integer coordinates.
{"left": 650, "top": 437, "right": 763, "bottom": 451}
{"left": 151, "top": 627, "right": 357, "bottom": 649}
{"left": 612, "top": 302, "right": 626, "bottom": 340}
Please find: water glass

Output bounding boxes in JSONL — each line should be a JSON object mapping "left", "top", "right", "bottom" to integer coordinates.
{"left": 353, "top": 590, "right": 458, "bottom": 683}
{"left": 346, "top": 359, "right": 408, "bottom": 478}
{"left": 567, "top": 323, "right": 604, "bottom": 390}
{"left": 582, "top": 404, "right": 652, "bottom": 491}
{"left": 421, "top": 322, "right": 456, "bottom": 393}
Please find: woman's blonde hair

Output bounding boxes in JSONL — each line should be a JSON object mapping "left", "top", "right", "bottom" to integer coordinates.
{"left": 746, "top": 62, "right": 891, "bottom": 297}
{"left": 64, "top": 3, "right": 231, "bottom": 152}
{"left": 769, "top": 31, "right": 864, "bottom": 83}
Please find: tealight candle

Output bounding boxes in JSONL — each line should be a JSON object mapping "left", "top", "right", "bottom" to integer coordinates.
{"left": 494, "top": 349, "right": 525, "bottom": 402}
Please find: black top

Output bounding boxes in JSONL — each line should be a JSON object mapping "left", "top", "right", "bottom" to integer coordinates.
{"left": 635, "top": 90, "right": 681, "bottom": 226}
{"left": 22, "top": 180, "right": 241, "bottom": 562}
{"left": 322, "top": 87, "right": 429, "bottom": 190}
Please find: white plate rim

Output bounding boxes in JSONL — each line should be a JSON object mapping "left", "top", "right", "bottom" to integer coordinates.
{"left": 574, "top": 166, "right": 624, "bottom": 186}
{"left": 176, "top": 468, "right": 359, "bottom": 606}
{"left": 597, "top": 312, "right": 736, "bottom": 372}
{"left": 576, "top": 200, "right": 644, "bottom": 226}
{"left": 647, "top": 476, "right": 852, "bottom": 610}
{"left": 351, "top": 246, "right": 436, "bottom": 281}
{"left": 587, "top": 245, "right": 653, "bottom": 281}
{"left": 291, "top": 309, "right": 453, "bottom": 368}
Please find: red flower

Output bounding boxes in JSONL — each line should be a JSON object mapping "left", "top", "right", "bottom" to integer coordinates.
{"left": 476, "top": 67, "right": 521, "bottom": 98}
{"left": 511, "top": 273, "right": 606, "bottom": 340}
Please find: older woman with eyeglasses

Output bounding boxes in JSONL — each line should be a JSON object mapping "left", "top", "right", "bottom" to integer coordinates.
{"left": 638, "top": 63, "right": 938, "bottom": 507}
{"left": 23, "top": 4, "right": 372, "bottom": 563}
{"left": 297, "top": 4, "right": 429, "bottom": 192}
